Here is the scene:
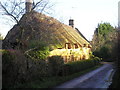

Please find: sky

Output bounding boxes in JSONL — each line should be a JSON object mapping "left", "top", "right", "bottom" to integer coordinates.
{"left": 0, "top": 0, "right": 120, "bottom": 41}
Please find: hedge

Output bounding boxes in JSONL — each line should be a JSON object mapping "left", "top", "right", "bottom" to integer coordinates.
{"left": 60, "top": 57, "right": 101, "bottom": 75}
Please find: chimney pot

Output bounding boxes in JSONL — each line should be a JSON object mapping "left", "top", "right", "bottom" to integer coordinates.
{"left": 26, "top": 0, "right": 33, "bottom": 3}
{"left": 25, "top": 0, "right": 33, "bottom": 12}
{"left": 69, "top": 19, "right": 74, "bottom": 28}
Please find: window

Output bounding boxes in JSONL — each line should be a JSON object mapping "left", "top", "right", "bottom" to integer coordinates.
{"left": 74, "top": 44, "right": 78, "bottom": 49}
{"left": 83, "top": 44, "right": 87, "bottom": 47}
{"left": 65, "top": 43, "right": 71, "bottom": 49}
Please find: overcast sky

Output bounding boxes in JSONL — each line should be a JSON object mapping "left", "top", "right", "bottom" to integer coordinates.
{"left": 0, "top": 0, "right": 120, "bottom": 41}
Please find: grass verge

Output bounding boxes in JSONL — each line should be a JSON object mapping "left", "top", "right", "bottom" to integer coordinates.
{"left": 108, "top": 69, "right": 120, "bottom": 88}
{"left": 16, "top": 64, "right": 103, "bottom": 88}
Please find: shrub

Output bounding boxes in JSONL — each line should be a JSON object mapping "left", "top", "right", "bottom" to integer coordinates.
{"left": 28, "top": 47, "right": 49, "bottom": 60}
{"left": 58, "top": 64, "right": 72, "bottom": 76}
{"left": 2, "top": 49, "right": 49, "bottom": 88}
{"left": 64, "top": 58, "right": 101, "bottom": 75}
{"left": 2, "top": 50, "right": 27, "bottom": 88}
{"left": 47, "top": 56, "right": 64, "bottom": 76}
{"left": 92, "top": 57, "right": 101, "bottom": 65}
{"left": 26, "top": 46, "right": 49, "bottom": 61}
{"left": 2, "top": 50, "right": 16, "bottom": 87}
{"left": 27, "top": 41, "right": 50, "bottom": 60}
{"left": 93, "top": 46, "right": 110, "bottom": 61}
{"left": 26, "top": 59, "right": 48, "bottom": 81}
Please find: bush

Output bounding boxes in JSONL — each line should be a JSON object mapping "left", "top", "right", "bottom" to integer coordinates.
{"left": 47, "top": 56, "right": 64, "bottom": 76}
{"left": 93, "top": 46, "right": 110, "bottom": 61}
{"left": 28, "top": 41, "right": 50, "bottom": 60}
{"left": 58, "top": 64, "right": 72, "bottom": 76}
{"left": 2, "top": 49, "right": 49, "bottom": 88}
{"left": 64, "top": 58, "right": 101, "bottom": 75}
{"left": 28, "top": 47, "right": 49, "bottom": 60}
{"left": 2, "top": 50, "right": 16, "bottom": 87}
{"left": 92, "top": 57, "right": 101, "bottom": 65}
{"left": 26, "top": 59, "right": 48, "bottom": 81}
{"left": 2, "top": 50, "right": 27, "bottom": 88}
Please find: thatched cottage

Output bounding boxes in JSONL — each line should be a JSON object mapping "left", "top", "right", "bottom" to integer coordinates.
{"left": 2, "top": 0, "right": 92, "bottom": 62}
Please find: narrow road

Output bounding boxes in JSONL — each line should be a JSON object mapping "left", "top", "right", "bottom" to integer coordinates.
{"left": 55, "top": 62, "right": 115, "bottom": 88}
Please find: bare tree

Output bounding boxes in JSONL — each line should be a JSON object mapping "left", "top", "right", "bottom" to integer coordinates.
{"left": 0, "top": 0, "right": 54, "bottom": 24}
{"left": 0, "top": 0, "right": 54, "bottom": 50}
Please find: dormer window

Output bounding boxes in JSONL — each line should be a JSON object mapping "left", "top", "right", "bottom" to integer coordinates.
{"left": 83, "top": 44, "right": 87, "bottom": 47}
{"left": 74, "top": 44, "right": 78, "bottom": 49}
{"left": 65, "top": 43, "right": 71, "bottom": 49}
{"left": 88, "top": 44, "right": 92, "bottom": 48}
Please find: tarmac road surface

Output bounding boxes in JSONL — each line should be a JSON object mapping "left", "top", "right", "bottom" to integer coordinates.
{"left": 55, "top": 62, "right": 115, "bottom": 89}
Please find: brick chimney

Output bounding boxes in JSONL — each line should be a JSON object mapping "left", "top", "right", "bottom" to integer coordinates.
{"left": 69, "top": 19, "right": 74, "bottom": 28}
{"left": 25, "top": 0, "right": 33, "bottom": 13}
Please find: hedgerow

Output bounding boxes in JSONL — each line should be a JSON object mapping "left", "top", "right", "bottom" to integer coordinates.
{"left": 60, "top": 57, "right": 101, "bottom": 75}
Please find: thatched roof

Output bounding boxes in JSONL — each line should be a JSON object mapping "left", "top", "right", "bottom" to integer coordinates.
{"left": 3, "top": 11, "right": 90, "bottom": 49}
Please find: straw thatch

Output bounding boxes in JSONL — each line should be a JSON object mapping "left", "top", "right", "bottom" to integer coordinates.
{"left": 3, "top": 11, "right": 91, "bottom": 50}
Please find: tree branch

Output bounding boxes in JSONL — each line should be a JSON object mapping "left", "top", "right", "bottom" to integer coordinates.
{"left": 32, "top": 0, "right": 43, "bottom": 10}
{"left": 40, "top": 2, "right": 49, "bottom": 13}
{"left": 0, "top": 2, "right": 19, "bottom": 24}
